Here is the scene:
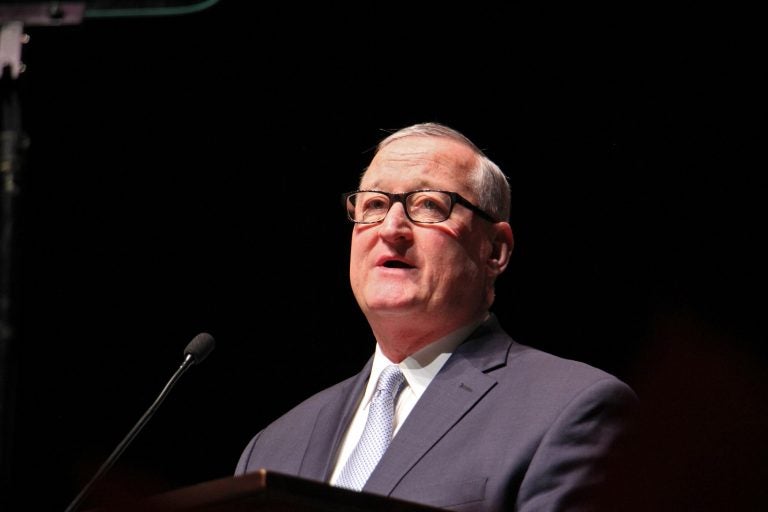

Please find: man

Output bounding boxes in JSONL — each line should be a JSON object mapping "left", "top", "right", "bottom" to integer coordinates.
{"left": 236, "top": 122, "right": 637, "bottom": 511}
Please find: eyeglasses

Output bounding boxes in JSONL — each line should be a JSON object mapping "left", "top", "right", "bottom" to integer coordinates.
{"left": 342, "top": 189, "right": 497, "bottom": 224}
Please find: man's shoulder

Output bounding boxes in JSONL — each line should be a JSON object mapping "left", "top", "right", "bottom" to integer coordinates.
{"left": 510, "top": 343, "right": 636, "bottom": 400}
{"left": 467, "top": 334, "right": 640, "bottom": 431}
{"left": 510, "top": 341, "right": 620, "bottom": 380}
{"left": 467, "top": 317, "right": 635, "bottom": 397}
{"left": 279, "top": 372, "right": 360, "bottom": 415}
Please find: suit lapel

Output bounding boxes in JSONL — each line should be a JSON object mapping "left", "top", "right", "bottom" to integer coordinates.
{"left": 297, "top": 358, "right": 373, "bottom": 481}
{"left": 363, "top": 319, "right": 512, "bottom": 495}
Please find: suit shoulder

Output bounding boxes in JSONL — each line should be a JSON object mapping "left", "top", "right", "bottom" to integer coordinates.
{"left": 270, "top": 373, "right": 358, "bottom": 422}
{"left": 503, "top": 341, "right": 636, "bottom": 400}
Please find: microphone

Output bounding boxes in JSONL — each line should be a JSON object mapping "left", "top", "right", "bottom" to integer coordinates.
{"left": 63, "top": 332, "right": 216, "bottom": 512}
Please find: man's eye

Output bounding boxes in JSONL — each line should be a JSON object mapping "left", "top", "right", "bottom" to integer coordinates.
{"left": 411, "top": 194, "right": 448, "bottom": 214}
{"left": 364, "top": 198, "right": 388, "bottom": 211}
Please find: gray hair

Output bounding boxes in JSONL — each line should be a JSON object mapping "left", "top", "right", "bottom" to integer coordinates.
{"left": 368, "top": 122, "right": 511, "bottom": 222}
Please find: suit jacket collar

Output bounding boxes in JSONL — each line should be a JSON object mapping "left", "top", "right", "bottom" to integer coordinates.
{"left": 364, "top": 314, "right": 512, "bottom": 495}
{"left": 298, "top": 357, "right": 374, "bottom": 481}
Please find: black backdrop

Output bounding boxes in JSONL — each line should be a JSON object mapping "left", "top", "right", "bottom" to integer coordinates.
{"left": 4, "top": 2, "right": 767, "bottom": 510}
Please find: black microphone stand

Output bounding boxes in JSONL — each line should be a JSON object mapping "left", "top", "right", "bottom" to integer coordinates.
{"left": 0, "top": 52, "right": 25, "bottom": 512}
{"left": 63, "top": 352, "right": 200, "bottom": 512}
{"left": 0, "top": 8, "right": 85, "bottom": 508}
{"left": 0, "top": 17, "right": 30, "bottom": 512}
{"left": 0, "top": 4, "right": 220, "bottom": 510}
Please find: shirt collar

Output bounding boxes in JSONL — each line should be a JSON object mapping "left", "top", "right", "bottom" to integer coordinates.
{"left": 364, "top": 313, "right": 488, "bottom": 406}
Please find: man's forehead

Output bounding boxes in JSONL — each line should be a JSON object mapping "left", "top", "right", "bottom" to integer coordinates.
{"left": 366, "top": 138, "right": 474, "bottom": 177}
{"left": 377, "top": 135, "right": 471, "bottom": 160}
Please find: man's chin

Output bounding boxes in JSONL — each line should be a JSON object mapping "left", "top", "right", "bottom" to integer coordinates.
{"left": 363, "top": 299, "right": 420, "bottom": 317}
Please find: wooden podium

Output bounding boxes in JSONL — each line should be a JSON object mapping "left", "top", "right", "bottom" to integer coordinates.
{"left": 87, "top": 469, "right": 447, "bottom": 512}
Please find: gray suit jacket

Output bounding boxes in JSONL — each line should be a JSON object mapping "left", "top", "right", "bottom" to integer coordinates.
{"left": 235, "top": 316, "right": 637, "bottom": 511}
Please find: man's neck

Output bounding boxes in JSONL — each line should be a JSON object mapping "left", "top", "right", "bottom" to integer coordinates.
{"left": 371, "top": 311, "right": 490, "bottom": 363}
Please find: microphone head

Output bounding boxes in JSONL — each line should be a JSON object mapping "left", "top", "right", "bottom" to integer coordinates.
{"left": 184, "top": 332, "right": 215, "bottom": 364}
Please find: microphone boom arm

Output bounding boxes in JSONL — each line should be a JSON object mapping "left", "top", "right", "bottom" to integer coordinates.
{"left": 63, "top": 334, "right": 214, "bottom": 512}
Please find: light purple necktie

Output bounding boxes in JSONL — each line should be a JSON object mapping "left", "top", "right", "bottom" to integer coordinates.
{"left": 336, "top": 365, "right": 405, "bottom": 491}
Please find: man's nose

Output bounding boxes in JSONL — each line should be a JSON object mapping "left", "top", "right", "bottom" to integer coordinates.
{"left": 378, "top": 201, "right": 413, "bottom": 239}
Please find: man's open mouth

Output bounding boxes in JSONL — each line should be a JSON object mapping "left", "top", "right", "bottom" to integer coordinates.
{"left": 383, "top": 260, "right": 414, "bottom": 269}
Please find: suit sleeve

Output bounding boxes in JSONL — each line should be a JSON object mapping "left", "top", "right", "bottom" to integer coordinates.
{"left": 515, "top": 377, "right": 638, "bottom": 512}
{"left": 234, "top": 431, "right": 263, "bottom": 476}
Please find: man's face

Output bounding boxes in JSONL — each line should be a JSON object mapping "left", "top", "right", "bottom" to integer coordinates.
{"left": 349, "top": 136, "right": 498, "bottom": 328}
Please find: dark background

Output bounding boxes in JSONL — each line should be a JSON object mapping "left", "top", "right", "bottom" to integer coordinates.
{"left": 2, "top": 2, "right": 766, "bottom": 510}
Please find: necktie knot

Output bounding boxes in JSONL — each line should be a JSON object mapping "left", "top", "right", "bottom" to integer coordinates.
{"left": 375, "top": 364, "right": 405, "bottom": 400}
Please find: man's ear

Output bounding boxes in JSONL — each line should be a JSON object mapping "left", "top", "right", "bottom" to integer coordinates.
{"left": 487, "top": 222, "right": 514, "bottom": 277}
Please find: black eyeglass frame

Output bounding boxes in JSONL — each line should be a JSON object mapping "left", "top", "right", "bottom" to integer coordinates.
{"left": 341, "top": 189, "right": 498, "bottom": 224}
